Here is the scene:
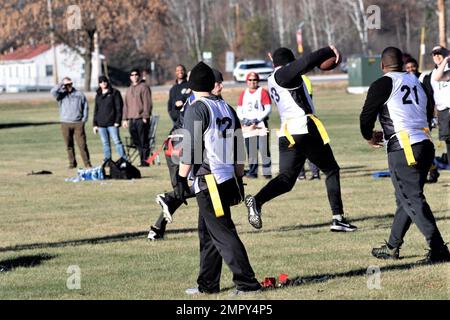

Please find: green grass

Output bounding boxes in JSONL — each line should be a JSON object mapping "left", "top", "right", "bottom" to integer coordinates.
{"left": 0, "top": 85, "right": 448, "bottom": 300}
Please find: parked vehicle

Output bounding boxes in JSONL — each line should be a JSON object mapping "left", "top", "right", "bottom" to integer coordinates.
{"left": 232, "top": 60, "right": 274, "bottom": 82}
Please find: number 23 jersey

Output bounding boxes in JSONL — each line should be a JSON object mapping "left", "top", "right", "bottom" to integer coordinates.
{"left": 267, "top": 66, "right": 315, "bottom": 136}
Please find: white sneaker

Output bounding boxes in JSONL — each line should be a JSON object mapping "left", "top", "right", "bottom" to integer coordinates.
{"left": 147, "top": 226, "right": 163, "bottom": 240}
{"left": 156, "top": 194, "right": 172, "bottom": 223}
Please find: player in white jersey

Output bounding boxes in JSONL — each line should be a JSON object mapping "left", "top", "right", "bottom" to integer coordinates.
{"left": 244, "top": 46, "right": 357, "bottom": 232}
{"left": 148, "top": 69, "right": 225, "bottom": 240}
{"left": 237, "top": 71, "right": 272, "bottom": 179}
{"left": 360, "top": 47, "right": 449, "bottom": 264}
{"left": 175, "top": 62, "right": 261, "bottom": 295}
{"left": 430, "top": 46, "right": 450, "bottom": 163}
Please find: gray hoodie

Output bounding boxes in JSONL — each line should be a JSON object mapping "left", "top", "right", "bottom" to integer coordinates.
{"left": 51, "top": 84, "right": 89, "bottom": 123}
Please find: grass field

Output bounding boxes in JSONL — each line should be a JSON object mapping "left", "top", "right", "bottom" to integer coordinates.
{"left": 0, "top": 84, "right": 448, "bottom": 300}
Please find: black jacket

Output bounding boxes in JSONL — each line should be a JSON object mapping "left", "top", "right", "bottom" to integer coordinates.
{"left": 93, "top": 87, "right": 124, "bottom": 127}
{"left": 167, "top": 79, "right": 191, "bottom": 124}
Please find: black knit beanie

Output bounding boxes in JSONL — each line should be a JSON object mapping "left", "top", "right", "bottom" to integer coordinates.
{"left": 272, "top": 47, "right": 296, "bottom": 67}
{"left": 188, "top": 62, "right": 215, "bottom": 92}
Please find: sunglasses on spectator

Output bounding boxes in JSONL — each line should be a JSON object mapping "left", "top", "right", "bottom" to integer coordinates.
{"left": 248, "top": 79, "right": 258, "bottom": 82}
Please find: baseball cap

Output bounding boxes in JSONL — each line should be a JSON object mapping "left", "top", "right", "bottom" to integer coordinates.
{"left": 246, "top": 72, "right": 260, "bottom": 81}
{"left": 431, "top": 46, "right": 449, "bottom": 56}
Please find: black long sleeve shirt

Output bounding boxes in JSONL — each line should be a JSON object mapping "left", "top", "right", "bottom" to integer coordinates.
{"left": 167, "top": 80, "right": 191, "bottom": 124}
{"left": 360, "top": 75, "right": 433, "bottom": 152}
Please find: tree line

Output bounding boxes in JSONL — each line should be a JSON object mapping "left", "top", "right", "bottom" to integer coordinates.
{"left": 0, "top": 0, "right": 447, "bottom": 89}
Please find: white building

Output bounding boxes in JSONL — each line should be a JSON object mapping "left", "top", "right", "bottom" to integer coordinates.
{"left": 0, "top": 43, "right": 103, "bottom": 92}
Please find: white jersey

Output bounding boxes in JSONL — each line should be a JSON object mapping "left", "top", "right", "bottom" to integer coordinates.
{"left": 240, "top": 87, "right": 265, "bottom": 120}
{"left": 267, "top": 67, "right": 315, "bottom": 136}
{"left": 430, "top": 66, "right": 450, "bottom": 111}
{"left": 384, "top": 72, "right": 429, "bottom": 147}
{"left": 199, "top": 97, "right": 235, "bottom": 185}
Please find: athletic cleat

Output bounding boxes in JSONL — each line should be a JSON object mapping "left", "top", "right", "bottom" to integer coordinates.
{"left": 417, "top": 244, "right": 450, "bottom": 264}
{"left": 245, "top": 195, "right": 262, "bottom": 229}
{"left": 330, "top": 218, "right": 357, "bottom": 232}
{"left": 147, "top": 226, "right": 164, "bottom": 240}
{"left": 372, "top": 242, "right": 400, "bottom": 260}
{"left": 156, "top": 193, "right": 173, "bottom": 223}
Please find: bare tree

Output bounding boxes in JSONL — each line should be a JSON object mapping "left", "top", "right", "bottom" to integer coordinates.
{"left": 437, "top": 0, "right": 447, "bottom": 47}
{"left": 340, "top": 0, "right": 369, "bottom": 54}
{"left": 167, "top": 0, "right": 211, "bottom": 61}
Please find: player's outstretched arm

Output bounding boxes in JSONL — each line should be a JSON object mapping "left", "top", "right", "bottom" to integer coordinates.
{"left": 433, "top": 56, "right": 450, "bottom": 81}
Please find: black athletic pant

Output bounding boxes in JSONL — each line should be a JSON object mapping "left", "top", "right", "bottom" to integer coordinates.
{"left": 129, "top": 118, "right": 150, "bottom": 165}
{"left": 153, "top": 154, "right": 194, "bottom": 232}
{"left": 387, "top": 140, "right": 445, "bottom": 250}
{"left": 255, "top": 122, "right": 344, "bottom": 215}
{"left": 195, "top": 188, "right": 261, "bottom": 293}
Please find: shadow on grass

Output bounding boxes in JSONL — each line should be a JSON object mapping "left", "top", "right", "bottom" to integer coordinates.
{"left": 268, "top": 261, "right": 445, "bottom": 291}
{"left": 0, "top": 253, "right": 56, "bottom": 273}
{"left": 0, "top": 121, "right": 59, "bottom": 129}
{"left": 1, "top": 213, "right": 448, "bottom": 253}
{"left": 0, "top": 228, "right": 197, "bottom": 253}
{"left": 253, "top": 212, "right": 450, "bottom": 234}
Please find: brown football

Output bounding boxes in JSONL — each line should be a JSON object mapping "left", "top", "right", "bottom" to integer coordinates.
{"left": 319, "top": 57, "right": 339, "bottom": 71}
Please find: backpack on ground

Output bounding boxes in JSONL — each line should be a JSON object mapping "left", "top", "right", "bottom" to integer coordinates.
{"left": 103, "top": 159, "right": 141, "bottom": 180}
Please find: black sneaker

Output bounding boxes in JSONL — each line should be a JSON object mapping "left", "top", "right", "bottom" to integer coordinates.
{"left": 245, "top": 195, "right": 262, "bottom": 229}
{"left": 147, "top": 226, "right": 164, "bottom": 240}
{"left": 372, "top": 242, "right": 400, "bottom": 259}
{"left": 330, "top": 217, "right": 357, "bottom": 232}
{"left": 426, "top": 168, "right": 440, "bottom": 184}
{"left": 417, "top": 245, "right": 450, "bottom": 264}
{"left": 297, "top": 174, "right": 306, "bottom": 181}
{"left": 156, "top": 193, "right": 173, "bottom": 223}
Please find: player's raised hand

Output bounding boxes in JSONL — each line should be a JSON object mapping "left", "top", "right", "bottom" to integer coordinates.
{"left": 329, "top": 45, "right": 341, "bottom": 65}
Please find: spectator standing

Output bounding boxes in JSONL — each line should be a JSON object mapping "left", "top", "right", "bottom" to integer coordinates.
{"left": 51, "top": 77, "right": 91, "bottom": 169}
{"left": 236, "top": 72, "right": 272, "bottom": 179}
{"left": 93, "top": 76, "right": 127, "bottom": 162}
{"left": 122, "top": 68, "right": 153, "bottom": 167}
{"left": 168, "top": 64, "right": 191, "bottom": 125}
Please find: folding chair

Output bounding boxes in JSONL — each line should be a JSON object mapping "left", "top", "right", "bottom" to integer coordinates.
{"left": 125, "top": 115, "right": 161, "bottom": 165}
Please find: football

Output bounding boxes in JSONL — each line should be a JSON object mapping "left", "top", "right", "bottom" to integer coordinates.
{"left": 319, "top": 56, "right": 339, "bottom": 71}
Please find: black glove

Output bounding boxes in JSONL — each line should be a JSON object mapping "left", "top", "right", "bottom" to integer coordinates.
{"left": 251, "top": 119, "right": 259, "bottom": 125}
{"left": 174, "top": 173, "right": 189, "bottom": 205}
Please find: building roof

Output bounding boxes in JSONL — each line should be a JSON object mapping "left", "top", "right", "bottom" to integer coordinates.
{"left": 0, "top": 44, "right": 52, "bottom": 61}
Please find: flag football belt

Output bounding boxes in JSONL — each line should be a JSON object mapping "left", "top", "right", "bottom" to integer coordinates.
{"left": 282, "top": 115, "right": 330, "bottom": 148}
{"left": 145, "top": 138, "right": 168, "bottom": 165}
{"left": 145, "top": 134, "right": 184, "bottom": 165}
{"left": 394, "top": 128, "right": 431, "bottom": 166}
{"left": 204, "top": 174, "right": 225, "bottom": 218}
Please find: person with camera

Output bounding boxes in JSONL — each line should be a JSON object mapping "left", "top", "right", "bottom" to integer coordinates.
{"left": 51, "top": 77, "right": 91, "bottom": 169}
{"left": 430, "top": 46, "right": 450, "bottom": 164}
